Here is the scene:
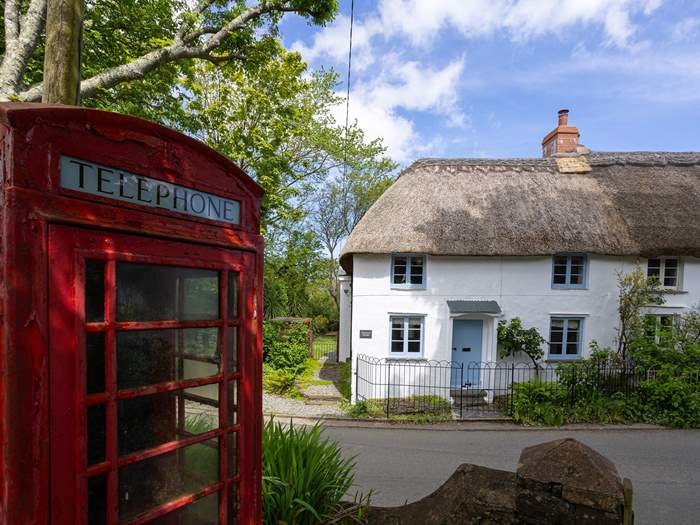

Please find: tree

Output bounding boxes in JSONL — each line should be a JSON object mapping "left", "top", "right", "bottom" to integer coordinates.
{"left": 312, "top": 167, "right": 394, "bottom": 306}
{"left": 497, "top": 317, "right": 546, "bottom": 369}
{"left": 176, "top": 48, "right": 395, "bottom": 233}
{"left": 0, "top": 0, "right": 337, "bottom": 102}
{"left": 263, "top": 229, "right": 328, "bottom": 320}
{"left": 616, "top": 267, "right": 664, "bottom": 361}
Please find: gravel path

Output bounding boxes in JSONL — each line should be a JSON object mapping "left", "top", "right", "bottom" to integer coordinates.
{"left": 263, "top": 392, "right": 346, "bottom": 418}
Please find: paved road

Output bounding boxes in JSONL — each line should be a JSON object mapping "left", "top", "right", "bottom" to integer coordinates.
{"left": 324, "top": 426, "right": 700, "bottom": 525}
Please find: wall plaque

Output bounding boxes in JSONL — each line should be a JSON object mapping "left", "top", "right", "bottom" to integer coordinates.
{"left": 359, "top": 330, "right": 372, "bottom": 339}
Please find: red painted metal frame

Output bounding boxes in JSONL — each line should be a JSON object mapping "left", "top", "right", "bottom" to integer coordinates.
{"left": 50, "top": 225, "right": 251, "bottom": 525}
{"left": 0, "top": 104, "right": 264, "bottom": 525}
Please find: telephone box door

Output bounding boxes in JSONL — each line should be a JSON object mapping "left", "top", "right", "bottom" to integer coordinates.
{"left": 49, "top": 225, "right": 257, "bottom": 525}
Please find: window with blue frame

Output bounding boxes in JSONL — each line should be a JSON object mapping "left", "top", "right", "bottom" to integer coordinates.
{"left": 390, "top": 316, "right": 424, "bottom": 356}
{"left": 391, "top": 254, "right": 425, "bottom": 289}
{"left": 552, "top": 254, "right": 587, "bottom": 288}
{"left": 549, "top": 317, "right": 583, "bottom": 359}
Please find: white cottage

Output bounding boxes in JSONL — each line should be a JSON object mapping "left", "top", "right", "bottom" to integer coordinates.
{"left": 337, "top": 111, "right": 700, "bottom": 401}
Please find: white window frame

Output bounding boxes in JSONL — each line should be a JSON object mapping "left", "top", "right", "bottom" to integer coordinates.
{"left": 644, "top": 314, "right": 677, "bottom": 344}
{"left": 389, "top": 315, "right": 425, "bottom": 357}
{"left": 548, "top": 317, "right": 584, "bottom": 360}
{"left": 646, "top": 257, "right": 682, "bottom": 290}
{"left": 391, "top": 254, "right": 426, "bottom": 290}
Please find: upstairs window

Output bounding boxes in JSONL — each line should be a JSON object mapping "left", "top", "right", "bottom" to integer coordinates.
{"left": 647, "top": 257, "right": 680, "bottom": 289}
{"left": 391, "top": 254, "right": 425, "bottom": 289}
{"left": 549, "top": 317, "right": 583, "bottom": 359}
{"left": 390, "top": 316, "right": 424, "bottom": 356}
{"left": 552, "top": 254, "right": 587, "bottom": 289}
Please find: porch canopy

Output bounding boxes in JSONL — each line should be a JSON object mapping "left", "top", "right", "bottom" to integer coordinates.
{"left": 447, "top": 300, "right": 502, "bottom": 314}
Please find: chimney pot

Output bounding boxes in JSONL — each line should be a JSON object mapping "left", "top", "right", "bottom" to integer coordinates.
{"left": 542, "top": 108, "right": 579, "bottom": 158}
{"left": 558, "top": 108, "right": 569, "bottom": 126}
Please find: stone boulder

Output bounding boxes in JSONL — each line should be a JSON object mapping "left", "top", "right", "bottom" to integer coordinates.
{"left": 364, "top": 438, "right": 630, "bottom": 525}
{"left": 365, "top": 464, "right": 518, "bottom": 525}
{"left": 516, "top": 438, "right": 625, "bottom": 524}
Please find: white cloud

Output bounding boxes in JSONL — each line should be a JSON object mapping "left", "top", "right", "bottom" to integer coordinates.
{"left": 672, "top": 17, "right": 700, "bottom": 42}
{"left": 332, "top": 57, "right": 468, "bottom": 162}
{"left": 287, "top": 0, "right": 673, "bottom": 162}
{"left": 372, "top": 0, "right": 663, "bottom": 49}
{"left": 290, "top": 14, "right": 381, "bottom": 72}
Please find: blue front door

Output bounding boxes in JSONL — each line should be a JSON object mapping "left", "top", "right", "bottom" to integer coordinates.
{"left": 451, "top": 319, "right": 483, "bottom": 388}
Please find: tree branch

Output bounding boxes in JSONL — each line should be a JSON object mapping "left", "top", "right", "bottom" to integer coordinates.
{"left": 4, "top": 1, "right": 20, "bottom": 46}
{"left": 18, "top": 0, "right": 288, "bottom": 101}
{"left": 174, "top": 0, "right": 217, "bottom": 43}
{"left": 200, "top": 3, "right": 273, "bottom": 54}
{"left": 16, "top": 0, "right": 47, "bottom": 70}
{"left": 0, "top": 0, "right": 46, "bottom": 95}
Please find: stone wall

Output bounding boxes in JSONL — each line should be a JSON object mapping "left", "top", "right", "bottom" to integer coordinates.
{"left": 365, "top": 438, "right": 633, "bottom": 525}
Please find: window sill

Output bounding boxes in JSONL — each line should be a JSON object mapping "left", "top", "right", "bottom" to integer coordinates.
{"left": 658, "top": 289, "right": 688, "bottom": 295}
{"left": 551, "top": 285, "right": 588, "bottom": 290}
{"left": 387, "top": 356, "right": 426, "bottom": 361}
{"left": 545, "top": 357, "right": 582, "bottom": 363}
{"left": 391, "top": 285, "right": 427, "bottom": 291}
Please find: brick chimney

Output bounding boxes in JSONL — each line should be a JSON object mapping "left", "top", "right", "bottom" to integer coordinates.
{"left": 542, "top": 109, "right": 580, "bottom": 157}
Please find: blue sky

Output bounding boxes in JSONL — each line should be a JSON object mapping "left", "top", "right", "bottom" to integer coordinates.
{"left": 280, "top": 0, "right": 700, "bottom": 164}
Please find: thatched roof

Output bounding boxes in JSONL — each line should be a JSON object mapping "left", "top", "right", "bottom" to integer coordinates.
{"left": 340, "top": 152, "right": 700, "bottom": 273}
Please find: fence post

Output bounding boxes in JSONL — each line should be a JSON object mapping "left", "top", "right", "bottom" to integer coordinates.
{"left": 354, "top": 356, "right": 359, "bottom": 403}
{"left": 510, "top": 362, "right": 515, "bottom": 415}
{"left": 386, "top": 362, "right": 391, "bottom": 419}
{"left": 460, "top": 364, "right": 464, "bottom": 419}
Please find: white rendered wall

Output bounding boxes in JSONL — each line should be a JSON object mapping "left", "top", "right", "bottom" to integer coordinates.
{"left": 338, "top": 274, "right": 352, "bottom": 362}
{"left": 348, "top": 254, "right": 700, "bottom": 400}
{"left": 350, "top": 255, "right": 700, "bottom": 401}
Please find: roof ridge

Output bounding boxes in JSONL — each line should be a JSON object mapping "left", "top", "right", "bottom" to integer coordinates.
{"left": 405, "top": 152, "right": 700, "bottom": 171}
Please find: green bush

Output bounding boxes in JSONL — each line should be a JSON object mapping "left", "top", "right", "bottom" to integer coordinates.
{"left": 639, "top": 370, "right": 700, "bottom": 428}
{"left": 510, "top": 380, "right": 567, "bottom": 426}
{"left": 345, "top": 395, "right": 452, "bottom": 422}
{"left": 345, "top": 400, "right": 370, "bottom": 418}
{"left": 263, "top": 364, "right": 299, "bottom": 395}
{"left": 311, "top": 315, "right": 329, "bottom": 335}
{"left": 263, "top": 419, "right": 367, "bottom": 525}
{"left": 264, "top": 321, "right": 309, "bottom": 374}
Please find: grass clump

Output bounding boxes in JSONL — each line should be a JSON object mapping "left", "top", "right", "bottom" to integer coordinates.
{"left": 263, "top": 419, "right": 369, "bottom": 524}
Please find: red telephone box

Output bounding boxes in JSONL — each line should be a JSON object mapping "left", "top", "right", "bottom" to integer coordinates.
{"left": 0, "top": 104, "right": 264, "bottom": 524}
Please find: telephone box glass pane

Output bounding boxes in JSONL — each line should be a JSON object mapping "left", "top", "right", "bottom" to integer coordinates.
{"left": 87, "top": 474, "right": 107, "bottom": 525}
{"left": 85, "top": 260, "right": 105, "bottom": 322}
{"left": 117, "top": 328, "right": 219, "bottom": 390}
{"left": 86, "top": 332, "right": 105, "bottom": 394}
{"left": 118, "top": 438, "right": 219, "bottom": 521}
{"left": 116, "top": 263, "right": 219, "bottom": 321}
{"left": 118, "top": 385, "right": 219, "bottom": 456}
{"left": 87, "top": 404, "right": 106, "bottom": 465}
{"left": 147, "top": 492, "right": 220, "bottom": 525}
{"left": 227, "top": 327, "right": 237, "bottom": 372}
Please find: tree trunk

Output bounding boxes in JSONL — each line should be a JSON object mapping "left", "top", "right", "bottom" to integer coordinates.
{"left": 42, "top": 0, "right": 83, "bottom": 104}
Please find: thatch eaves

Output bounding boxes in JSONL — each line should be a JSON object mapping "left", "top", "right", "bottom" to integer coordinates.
{"left": 339, "top": 152, "right": 700, "bottom": 273}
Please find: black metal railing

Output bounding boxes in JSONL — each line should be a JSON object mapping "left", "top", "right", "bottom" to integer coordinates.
{"left": 354, "top": 354, "right": 655, "bottom": 420}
